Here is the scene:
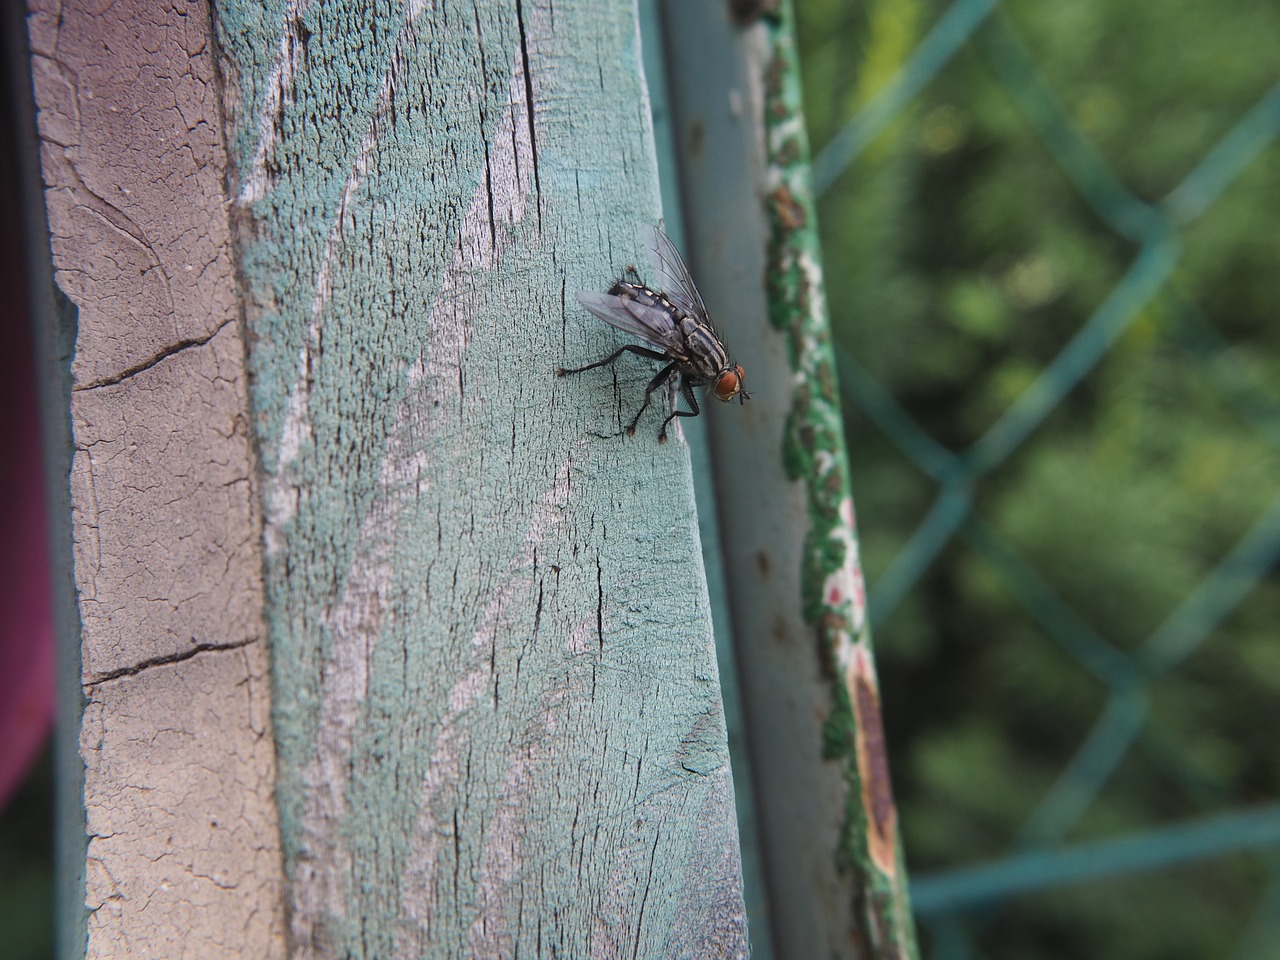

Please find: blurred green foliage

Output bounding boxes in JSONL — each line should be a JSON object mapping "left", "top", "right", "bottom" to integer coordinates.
{"left": 796, "top": 0, "right": 1280, "bottom": 957}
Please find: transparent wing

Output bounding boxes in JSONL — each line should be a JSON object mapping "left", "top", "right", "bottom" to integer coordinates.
{"left": 575, "top": 290, "right": 685, "bottom": 353}
{"left": 643, "top": 223, "right": 709, "bottom": 320}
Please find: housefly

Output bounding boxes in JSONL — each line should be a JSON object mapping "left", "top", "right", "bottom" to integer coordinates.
{"left": 557, "top": 224, "right": 749, "bottom": 443}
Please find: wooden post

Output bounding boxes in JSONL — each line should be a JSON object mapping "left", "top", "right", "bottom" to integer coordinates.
{"left": 28, "top": 0, "right": 749, "bottom": 956}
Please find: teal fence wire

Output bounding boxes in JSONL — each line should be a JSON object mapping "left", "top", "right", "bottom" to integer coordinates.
{"left": 799, "top": 1, "right": 1280, "bottom": 957}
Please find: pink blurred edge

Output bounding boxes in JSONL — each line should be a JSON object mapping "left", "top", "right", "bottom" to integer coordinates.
{"left": 0, "top": 595, "right": 55, "bottom": 812}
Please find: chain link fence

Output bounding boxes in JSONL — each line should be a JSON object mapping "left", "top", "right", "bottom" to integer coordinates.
{"left": 798, "top": 0, "right": 1280, "bottom": 956}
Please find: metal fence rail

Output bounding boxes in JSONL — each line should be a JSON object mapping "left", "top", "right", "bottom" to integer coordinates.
{"left": 806, "top": 1, "right": 1280, "bottom": 956}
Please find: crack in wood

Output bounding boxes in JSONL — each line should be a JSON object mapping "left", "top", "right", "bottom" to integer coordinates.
{"left": 84, "top": 636, "right": 258, "bottom": 687}
{"left": 513, "top": 0, "right": 542, "bottom": 232}
{"left": 73, "top": 318, "right": 236, "bottom": 391}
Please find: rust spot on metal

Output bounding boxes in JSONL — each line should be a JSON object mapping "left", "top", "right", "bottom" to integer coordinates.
{"left": 689, "top": 118, "right": 706, "bottom": 159}
{"left": 769, "top": 184, "right": 807, "bottom": 230}
{"left": 775, "top": 135, "right": 800, "bottom": 167}
{"left": 755, "top": 550, "right": 772, "bottom": 578}
{"left": 820, "top": 609, "right": 850, "bottom": 635}
{"left": 851, "top": 652, "right": 898, "bottom": 878}
{"left": 815, "top": 631, "right": 837, "bottom": 680}
{"left": 765, "top": 51, "right": 786, "bottom": 100}
{"left": 799, "top": 424, "right": 816, "bottom": 452}
{"left": 770, "top": 616, "right": 793, "bottom": 647}
{"left": 796, "top": 275, "right": 812, "bottom": 317}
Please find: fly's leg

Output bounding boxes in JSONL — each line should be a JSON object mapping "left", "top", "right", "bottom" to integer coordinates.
{"left": 629, "top": 361, "right": 681, "bottom": 438}
{"left": 657, "top": 377, "right": 702, "bottom": 444}
{"left": 559, "top": 347, "right": 679, "bottom": 439}
{"left": 623, "top": 264, "right": 642, "bottom": 283}
{"left": 557, "top": 343, "right": 669, "bottom": 377}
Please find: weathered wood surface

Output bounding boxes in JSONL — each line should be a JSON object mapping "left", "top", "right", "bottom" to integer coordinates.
{"left": 26, "top": 0, "right": 287, "bottom": 956}
{"left": 657, "top": 1, "right": 918, "bottom": 957}
{"left": 214, "top": 0, "right": 748, "bottom": 957}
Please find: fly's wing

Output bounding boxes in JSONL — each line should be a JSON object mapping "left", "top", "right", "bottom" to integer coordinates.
{"left": 575, "top": 290, "right": 685, "bottom": 354}
{"left": 643, "top": 223, "right": 709, "bottom": 320}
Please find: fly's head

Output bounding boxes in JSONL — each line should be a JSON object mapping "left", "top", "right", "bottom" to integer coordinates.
{"left": 713, "top": 364, "right": 749, "bottom": 404}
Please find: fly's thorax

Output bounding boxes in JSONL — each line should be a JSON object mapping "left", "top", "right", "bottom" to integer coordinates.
{"left": 677, "top": 315, "right": 730, "bottom": 381}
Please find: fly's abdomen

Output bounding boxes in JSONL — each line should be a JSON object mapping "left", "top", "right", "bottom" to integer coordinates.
{"left": 609, "top": 281, "right": 678, "bottom": 315}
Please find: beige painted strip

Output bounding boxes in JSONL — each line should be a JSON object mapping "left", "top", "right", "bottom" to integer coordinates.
{"left": 27, "top": 0, "right": 286, "bottom": 954}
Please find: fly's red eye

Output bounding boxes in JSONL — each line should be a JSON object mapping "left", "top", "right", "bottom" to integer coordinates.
{"left": 715, "top": 367, "right": 744, "bottom": 401}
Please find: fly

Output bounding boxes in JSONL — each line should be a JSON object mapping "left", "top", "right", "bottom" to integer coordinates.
{"left": 557, "top": 224, "right": 749, "bottom": 443}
